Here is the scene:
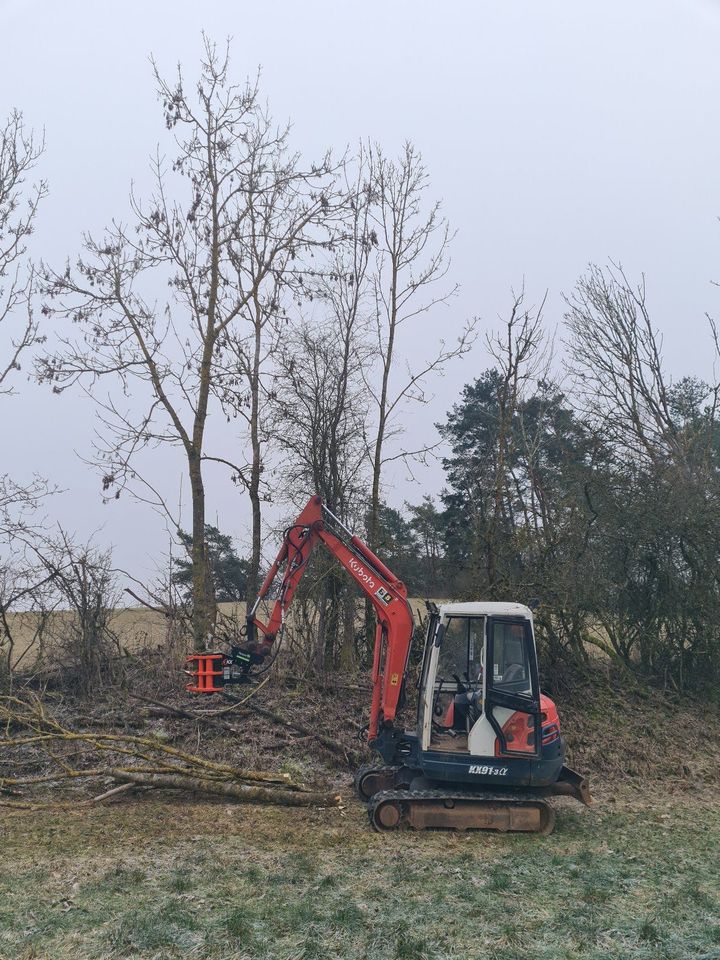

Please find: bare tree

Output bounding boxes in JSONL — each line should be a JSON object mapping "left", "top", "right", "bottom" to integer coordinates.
{"left": 364, "top": 142, "right": 474, "bottom": 551}
{"left": 484, "top": 289, "right": 549, "bottom": 588}
{"left": 272, "top": 321, "right": 369, "bottom": 669}
{"left": 210, "top": 128, "right": 346, "bottom": 598}
{"left": 269, "top": 166, "right": 374, "bottom": 668}
{"left": 274, "top": 327, "right": 368, "bottom": 514}
{"left": 0, "top": 111, "right": 48, "bottom": 524}
{"left": 30, "top": 530, "right": 122, "bottom": 694}
{"left": 0, "top": 110, "right": 51, "bottom": 684}
{"left": 0, "top": 525, "right": 122, "bottom": 692}
{"left": 564, "top": 262, "right": 720, "bottom": 467}
{"left": 0, "top": 110, "right": 46, "bottom": 396}
{"left": 38, "top": 40, "right": 340, "bottom": 649}
{"left": 0, "top": 562, "right": 58, "bottom": 685}
{"left": 272, "top": 159, "right": 374, "bottom": 515}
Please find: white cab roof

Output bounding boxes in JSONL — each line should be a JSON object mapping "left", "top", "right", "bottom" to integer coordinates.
{"left": 439, "top": 601, "right": 533, "bottom": 620}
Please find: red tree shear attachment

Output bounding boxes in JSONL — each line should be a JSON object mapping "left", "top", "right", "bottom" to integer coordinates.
{"left": 185, "top": 652, "right": 224, "bottom": 693}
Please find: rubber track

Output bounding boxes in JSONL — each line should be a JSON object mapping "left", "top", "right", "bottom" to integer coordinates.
{"left": 368, "top": 788, "right": 555, "bottom": 834}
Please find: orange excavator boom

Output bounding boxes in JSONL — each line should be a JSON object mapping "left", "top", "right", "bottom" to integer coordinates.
{"left": 187, "top": 495, "right": 415, "bottom": 742}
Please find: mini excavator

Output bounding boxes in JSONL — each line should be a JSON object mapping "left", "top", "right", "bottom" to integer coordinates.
{"left": 185, "top": 495, "right": 591, "bottom": 833}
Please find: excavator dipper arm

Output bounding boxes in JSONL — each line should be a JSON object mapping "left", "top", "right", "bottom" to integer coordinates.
{"left": 187, "top": 496, "right": 415, "bottom": 743}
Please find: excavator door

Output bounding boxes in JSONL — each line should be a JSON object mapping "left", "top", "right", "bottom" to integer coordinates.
{"left": 479, "top": 617, "right": 542, "bottom": 760}
{"left": 420, "top": 609, "right": 542, "bottom": 762}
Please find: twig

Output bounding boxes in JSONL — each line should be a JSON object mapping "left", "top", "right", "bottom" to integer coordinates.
{"left": 123, "top": 588, "right": 170, "bottom": 617}
{"left": 87, "top": 782, "right": 137, "bottom": 804}
{"left": 203, "top": 677, "right": 269, "bottom": 715}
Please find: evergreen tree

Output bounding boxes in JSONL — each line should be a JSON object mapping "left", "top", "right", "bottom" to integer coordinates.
{"left": 172, "top": 526, "right": 250, "bottom": 603}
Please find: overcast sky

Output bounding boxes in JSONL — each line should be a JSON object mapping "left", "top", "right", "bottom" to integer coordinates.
{"left": 2, "top": 0, "right": 720, "bottom": 581}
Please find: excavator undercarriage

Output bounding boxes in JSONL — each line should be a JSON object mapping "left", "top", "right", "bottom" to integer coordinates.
{"left": 355, "top": 761, "right": 590, "bottom": 834}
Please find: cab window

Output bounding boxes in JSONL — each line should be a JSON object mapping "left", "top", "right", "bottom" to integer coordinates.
{"left": 491, "top": 620, "right": 532, "bottom": 696}
{"left": 431, "top": 616, "right": 485, "bottom": 736}
{"left": 437, "top": 617, "right": 467, "bottom": 680}
{"left": 436, "top": 616, "right": 485, "bottom": 686}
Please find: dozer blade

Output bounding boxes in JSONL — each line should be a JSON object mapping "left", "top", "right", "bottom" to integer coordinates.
{"left": 369, "top": 789, "right": 556, "bottom": 835}
{"left": 548, "top": 765, "right": 592, "bottom": 806}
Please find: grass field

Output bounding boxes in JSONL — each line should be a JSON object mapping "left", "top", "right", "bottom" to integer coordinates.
{"left": 3, "top": 599, "right": 432, "bottom": 667}
{"left": 2, "top": 786, "right": 719, "bottom": 960}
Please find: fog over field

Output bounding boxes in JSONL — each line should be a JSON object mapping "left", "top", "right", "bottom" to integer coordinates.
{"left": 2, "top": 0, "right": 720, "bottom": 580}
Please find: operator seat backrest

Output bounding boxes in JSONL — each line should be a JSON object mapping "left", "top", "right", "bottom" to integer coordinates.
{"left": 503, "top": 662, "right": 525, "bottom": 683}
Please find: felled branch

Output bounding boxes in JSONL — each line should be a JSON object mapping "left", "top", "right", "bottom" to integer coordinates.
{"left": 109, "top": 770, "right": 339, "bottom": 807}
{"left": 0, "top": 695, "right": 341, "bottom": 809}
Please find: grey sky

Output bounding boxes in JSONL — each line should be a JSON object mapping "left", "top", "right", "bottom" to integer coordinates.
{"left": 2, "top": 0, "right": 720, "bottom": 580}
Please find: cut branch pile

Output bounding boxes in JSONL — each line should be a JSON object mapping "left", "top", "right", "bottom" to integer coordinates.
{"left": 0, "top": 696, "right": 341, "bottom": 811}
{"left": 127, "top": 687, "right": 365, "bottom": 768}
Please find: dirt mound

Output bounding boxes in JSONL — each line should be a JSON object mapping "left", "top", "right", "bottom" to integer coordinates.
{"left": 558, "top": 671, "right": 720, "bottom": 787}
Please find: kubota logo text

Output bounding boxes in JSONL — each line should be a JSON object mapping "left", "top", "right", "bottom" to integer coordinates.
{"left": 348, "top": 557, "right": 376, "bottom": 591}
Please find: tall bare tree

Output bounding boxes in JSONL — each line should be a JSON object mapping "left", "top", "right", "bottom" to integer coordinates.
{"left": 0, "top": 110, "right": 45, "bottom": 396}
{"left": 0, "top": 111, "right": 49, "bottom": 681}
{"left": 483, "top": 289, "right": 549, "bottom": 588}
{"left": 211, "top": 136, "right": 346, "bottom": 598}
{"left": 272, "top": 321, "right": 369, "bottom": 669}
{"left": 365, "top": 142, "right": 474, "bottom": 551}
{"left": 0, "top": 111, "right": 47, "bottom": 522}
{"left": 565, "top": 262, "right": 720, "bottom": 467}
{"left": 38, "top": 40, "right": 340, "bottom": 649}
{"left": 270, "top": 164, "right": 374, "bottom": 667}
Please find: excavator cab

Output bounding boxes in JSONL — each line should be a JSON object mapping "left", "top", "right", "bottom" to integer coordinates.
{"left": 418, "top": 604, "right": 547, "bottom": 772}
{"left": 361, "top": 601, "right": 590, "bottom": 831}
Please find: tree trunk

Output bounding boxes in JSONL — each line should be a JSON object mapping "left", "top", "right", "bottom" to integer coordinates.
{"left": 339, "top": 589, "right": 357, "bottom": 670}
{"left": 248, "top": 464, "right": 261, "bottom": 602}
{"left": 315, "top": 579, "right": 330, "bottom": 673}
{"left": 189, "top": 453, "right": 214, "bottom": 651}
{"left": 324, "top": 576, "right": 342, "bottom": 667}
{"left": 109, "top": 769, "right": 341, "bottom": 807}
{"left": 366, "top": 252, "right": 398, "bottom": 645}
{"left": 247, "top": 299, "right": 264, "bottom": 601}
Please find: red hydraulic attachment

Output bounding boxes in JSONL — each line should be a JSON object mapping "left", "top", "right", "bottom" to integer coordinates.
{"left": 185, "top": 653, "right": 224, "bottom": 693}
{"left": 188, "top": 496, "right": 415, "bottom": 744}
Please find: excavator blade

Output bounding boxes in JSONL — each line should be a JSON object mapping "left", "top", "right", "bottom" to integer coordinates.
{"left": 548, "top": 765, "right": 592, "bottom": 806}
